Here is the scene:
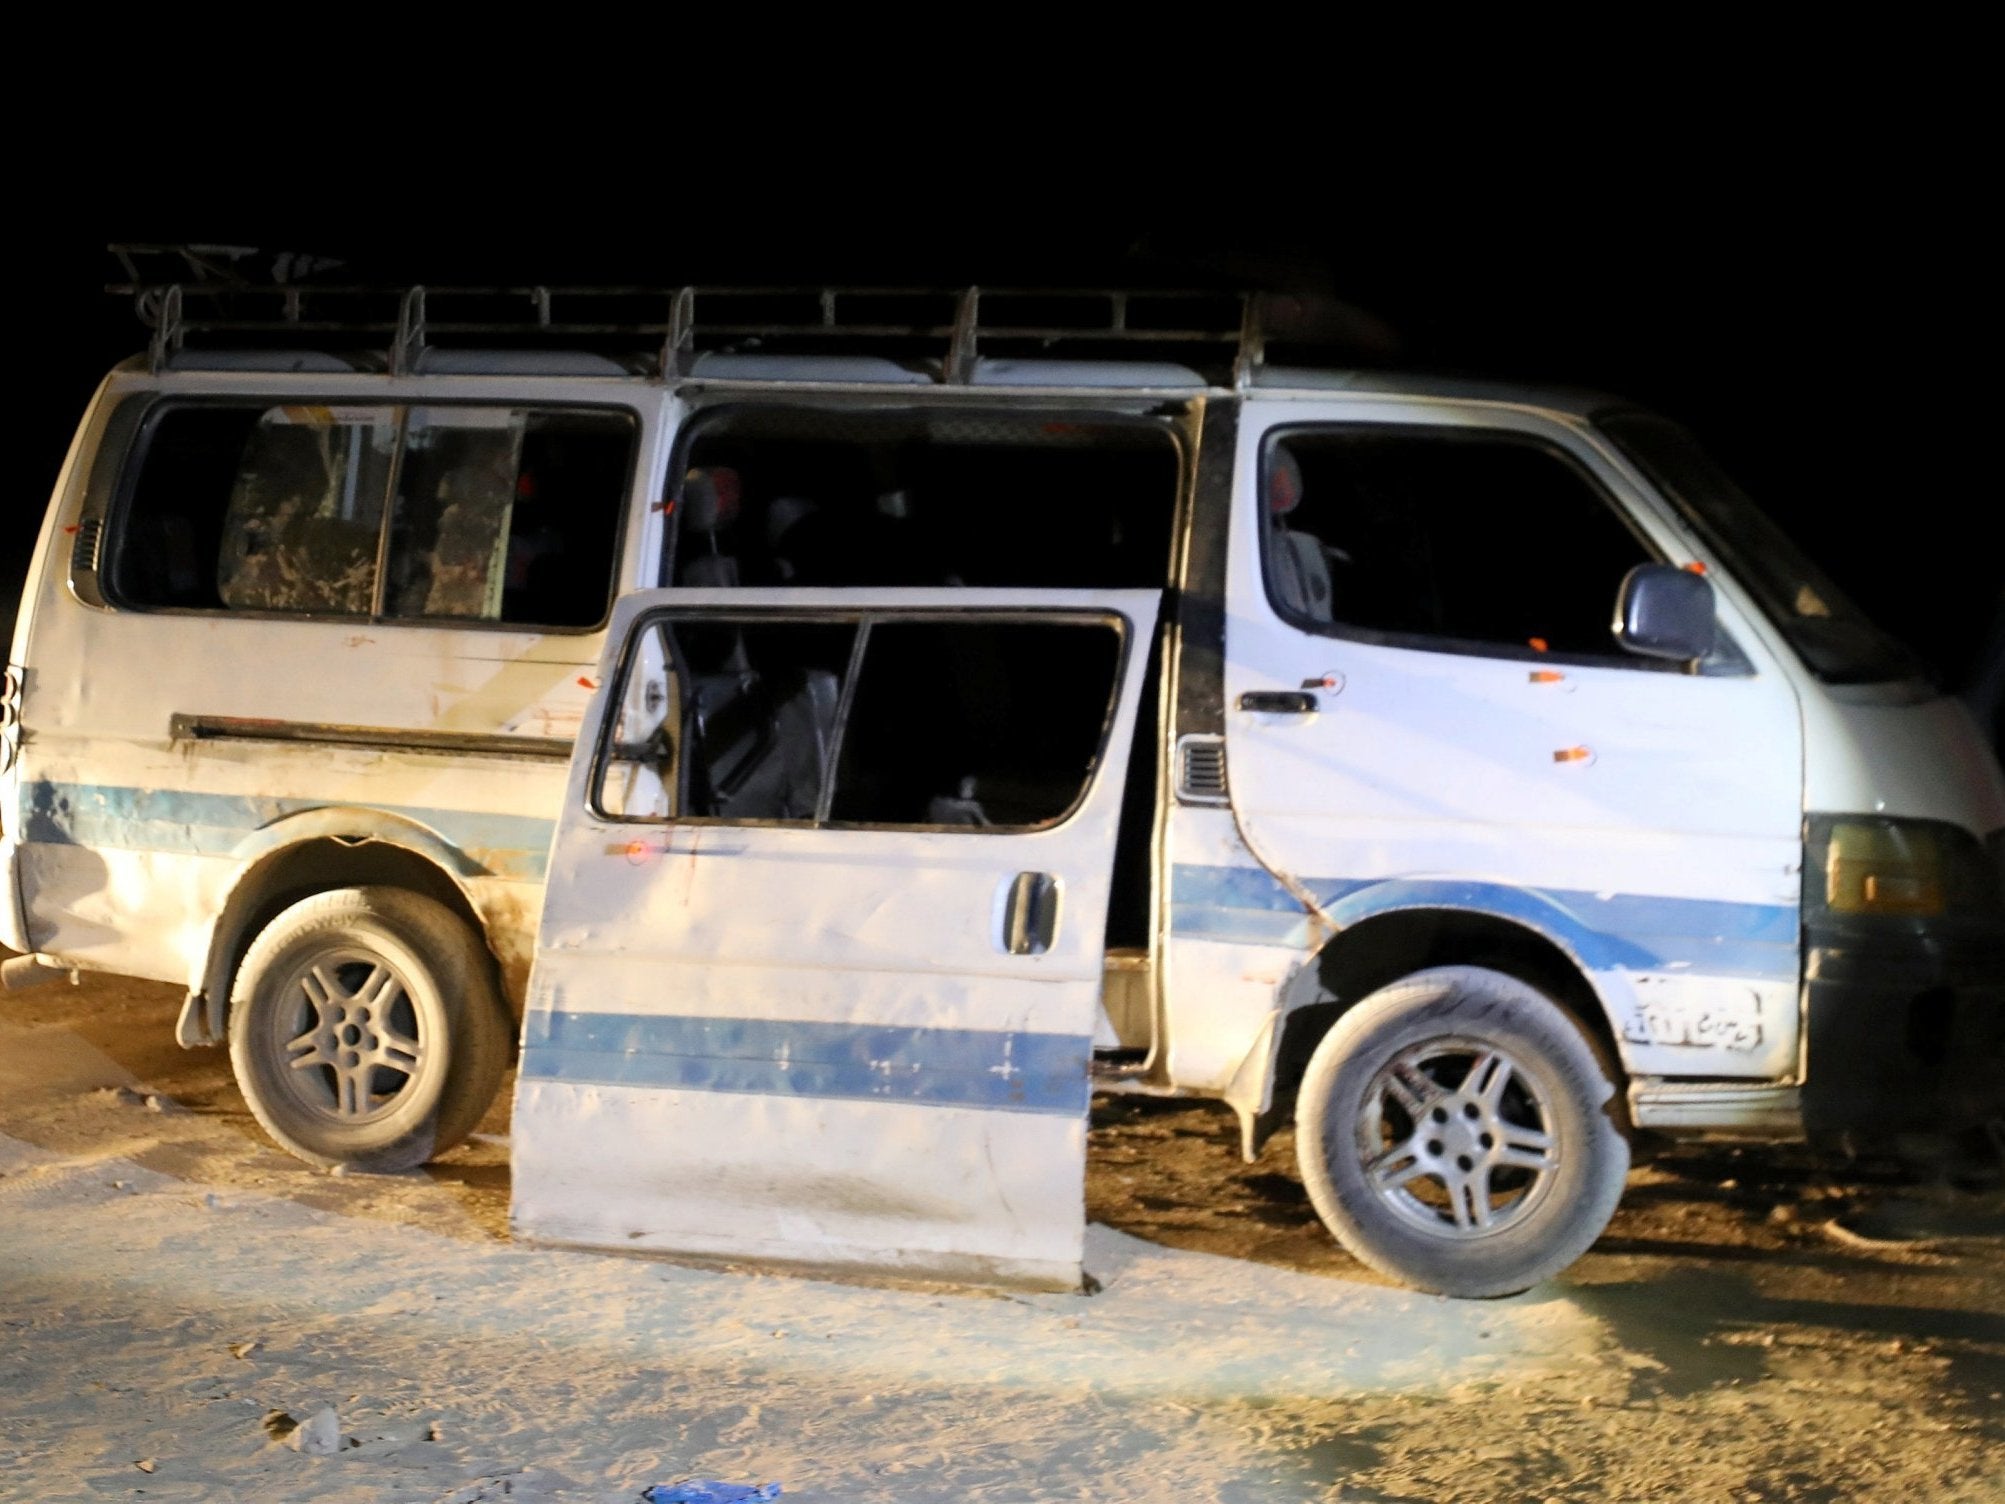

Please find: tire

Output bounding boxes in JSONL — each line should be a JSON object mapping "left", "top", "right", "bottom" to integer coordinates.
{"left": 1295, "top": 966, "right": 1629, "bottom": 1298}
{"left": 228, "top": 886, "right": 512, "bottom": 1173}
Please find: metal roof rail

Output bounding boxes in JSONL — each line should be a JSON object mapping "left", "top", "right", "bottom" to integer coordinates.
{"left": 108, "top": 256, "right": 1262, "bottom": 381}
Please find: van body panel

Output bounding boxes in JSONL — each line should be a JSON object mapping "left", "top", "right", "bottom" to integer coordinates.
{"left": 12, "top": 738, "right": 564, "bottom": 980}
{"left": 1800, "top": 685, "right": 2005, "bottom": 836}
{"left": 2, "top": 372, "right": 670, "bottom": 997}
{"left": 13, "top": 601, "right": 593, "bottom": 987}
{"left": 1217, "top": 399, "right": 1807, "bottom": 1083}
{"left": 1158, "top": 806, "right": 1299, "bottom": 1094}
{"left": 512, "top": 587, "right": 1160, "bottom": 1288}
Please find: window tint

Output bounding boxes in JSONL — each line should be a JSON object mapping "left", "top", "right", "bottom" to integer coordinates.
{"left": 829, "top": 621, "right": 1120, "bottom": 827}
{"left": 1265, "top": 430, "right": 1655, "bottom": 658}
{"left": 594, "top": 613, "right": 1124, "bottom": 831}
{"left": 114, "top": 405, "right": 389, "bottom": 613}
{"left": 674, "top": 407, "right": 1178, "bottom": 591}
{"left": 387, "top": 408, "right": 631, "bottom": 626}
{"left": 215, "top": 408, "right": 394, "bottom": 613}
{"left": 113, "top": 403, "right": 633, "bottom": 627}
{"left": 1598, "top": 411, "right": 1918, "bottom": 684}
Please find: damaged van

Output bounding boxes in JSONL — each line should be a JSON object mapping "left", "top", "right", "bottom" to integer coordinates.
{"left": 5, "top": 281, "right": 2001, "bottom": 1296}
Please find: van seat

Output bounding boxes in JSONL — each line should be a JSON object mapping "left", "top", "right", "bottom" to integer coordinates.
{"left": 689, "top": 667, "right": 840, "bottom": 821}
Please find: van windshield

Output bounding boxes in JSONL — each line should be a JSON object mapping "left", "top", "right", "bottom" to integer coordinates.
{"left": 1597, "top": 410, "right": 1922, "bottom": 685}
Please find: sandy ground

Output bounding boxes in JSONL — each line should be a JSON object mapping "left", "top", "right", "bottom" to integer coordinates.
{"left": 1, "top": 971, "right": 2001, "bottom": 1503}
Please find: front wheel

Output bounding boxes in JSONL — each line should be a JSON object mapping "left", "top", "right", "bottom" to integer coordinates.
{"left": 1295, "top": 966, "right": 1629, "bottom": 1297}
{"left": 229, "top": 886, "right": 511, "bottom": 1172}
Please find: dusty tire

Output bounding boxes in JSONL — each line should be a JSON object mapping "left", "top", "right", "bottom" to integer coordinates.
{"left": 228, "top": 886, "right": 511, "bottom": 1172}
{"left": 1296, "top": 966, "right": 1629, "bottom": 1298}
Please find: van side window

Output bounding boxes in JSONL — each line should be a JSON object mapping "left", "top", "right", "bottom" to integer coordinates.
{"left": 213, "top": 408, "right": 395, "bottom": 614}
{"left": 112, "top": 403, "right": 633, "bottom": 629}
{"left": 1264, "top": 430, "right": 1655, "bottom": 658}
{"left": 386, "top": 408, "right": 632, "bottom": 626}
{"left": 673, "top": 408, "right": 1178, "bottom": 590}
{"left": 595, "top": 613, "right": 1123, "bottom": 831}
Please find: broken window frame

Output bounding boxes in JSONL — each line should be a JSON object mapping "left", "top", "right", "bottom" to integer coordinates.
{"left": 589, "top": 604, "right": 1136, "bottom": 836}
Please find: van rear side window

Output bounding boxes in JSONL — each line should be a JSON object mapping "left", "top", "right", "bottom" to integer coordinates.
{"left": 111, "top": 403, "right": 635, "bottom": 628}
{"left": 673, "top": 407, "right": 1178, "bottom": 590}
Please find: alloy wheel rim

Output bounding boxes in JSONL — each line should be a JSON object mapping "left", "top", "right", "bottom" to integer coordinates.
{"left": 272, "top": 947, "right": 428, "bottom": 1124}
{"left": 1354, "top": 1035, "right": 1561, "bottom": 1239}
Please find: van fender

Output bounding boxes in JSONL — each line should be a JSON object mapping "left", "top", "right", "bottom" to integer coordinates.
{"left": 1218, "top": 877, "right": 1640, "bottom": 1160}
{"left": 1314, "top": 876, "right": 1657, "bottom": 978}
{"left": 179, "top": 806, "right": 487, "bottom": 1047}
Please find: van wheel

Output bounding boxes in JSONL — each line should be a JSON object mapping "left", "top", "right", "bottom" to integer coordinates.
{"left": 1295, "top": 966, "right": 1629, "bottom": 1298}
{"left": 229, "top": 887, "right": 511, "bottom": 1173}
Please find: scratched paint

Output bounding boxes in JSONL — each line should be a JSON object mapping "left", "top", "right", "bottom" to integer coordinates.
{"left": 0, "top": 363, "right": 638, "bottom": 1004}
{"left": 512, "top": 588, "right": 1160, "bottom": 1287}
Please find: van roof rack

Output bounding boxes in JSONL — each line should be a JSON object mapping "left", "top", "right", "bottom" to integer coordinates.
{"left": 107, "top": 248, "right": 1336, "bottom": 385}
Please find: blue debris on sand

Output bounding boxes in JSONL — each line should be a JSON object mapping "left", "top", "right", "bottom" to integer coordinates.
{"left": 642, "top": 1482, "right": 782, "bottom": 1503}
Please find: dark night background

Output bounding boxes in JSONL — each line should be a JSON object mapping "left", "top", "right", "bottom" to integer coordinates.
{"left": 16, "top": 174, "right": 2001, "bottom": 758}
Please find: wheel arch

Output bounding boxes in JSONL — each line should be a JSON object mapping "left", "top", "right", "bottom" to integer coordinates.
{"left": 181, "top": 808, "right": 491, "bottom": 1048}
{"left": 1244, "top": 902, "right": 1628, "bottom": 1156}
{"left": 1292, "top": 960, "right": 1634, "bottom": 1296}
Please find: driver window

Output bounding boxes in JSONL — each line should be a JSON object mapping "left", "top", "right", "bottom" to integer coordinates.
{"left": 1264, "top": 430, "right": 1655, "bottom": 660}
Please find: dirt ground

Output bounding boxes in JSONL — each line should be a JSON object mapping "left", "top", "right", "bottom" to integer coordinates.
{"left": 2, "top": 969, "right": 2001, "bottom": 1502}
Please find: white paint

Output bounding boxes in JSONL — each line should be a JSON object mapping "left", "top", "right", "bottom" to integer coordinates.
{"left": 0, "top": 369, "right": 672, "bottom": 995}
{"left": 1218, "top": 399, "right": 1808, "bottom": 1086}
{"left": 513, "top": 588, "right": 1160, "bottom": 1287}
{"left": 513, "top": 1081, "right": 1090, "bottom": 1286}
{"left": 1800, "top": 682, "right": 2005, "bottom": 833}
{"left": 1156, "top": 805, "right": 1295, "bottom": 1093}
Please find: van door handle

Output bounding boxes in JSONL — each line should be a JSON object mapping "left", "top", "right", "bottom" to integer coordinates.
{"left": 1002, "top": 871, "right": 1059, "bottom": 956}
{"left": 1238, "top": 690, "right": 1317, "bottom": 714}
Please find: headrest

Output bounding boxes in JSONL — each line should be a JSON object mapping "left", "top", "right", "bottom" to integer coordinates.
{"left": 1268, "top": 447, "right": 1304, "bottom": 515}
{"left": 680, "top": 467, "right": 743, "bottom": 534}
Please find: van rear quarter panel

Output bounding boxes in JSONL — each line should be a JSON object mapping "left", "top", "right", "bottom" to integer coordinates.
{"left": 6, "top": 371, "right": 671, "bottom": 994}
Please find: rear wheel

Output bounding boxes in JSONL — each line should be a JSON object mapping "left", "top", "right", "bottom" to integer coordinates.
{"left": 1296, "top": 966, "right": 1629, "bottom": 1297}
{"left": 229, "top": 886, "right": 511, "bottom": 1172}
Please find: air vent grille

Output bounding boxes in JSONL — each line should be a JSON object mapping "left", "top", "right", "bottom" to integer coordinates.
{"left": 70, "top": 517, "right": 104, "bottom": 575}
{"left": 1177, "top": 734, "right": 1229, "bottom": 804}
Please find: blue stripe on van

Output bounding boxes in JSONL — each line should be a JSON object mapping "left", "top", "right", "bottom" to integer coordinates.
{"left": 1170, "top": 863, "right": 1800, "bottom": 980}
{"left": 18, "top": 780, "right": 556, "bottom": 881}
{"left": 520, "top": 1011, "right": 1091, "bottom": 1117}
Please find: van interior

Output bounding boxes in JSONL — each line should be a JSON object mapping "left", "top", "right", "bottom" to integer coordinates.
{"left": 652, "top": 404, "right": 1182, "bottom": 1007}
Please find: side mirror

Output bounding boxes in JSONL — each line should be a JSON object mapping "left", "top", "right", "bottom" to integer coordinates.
{"left": 1614, "top": 564, "right": 1716, "bottom": 664}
